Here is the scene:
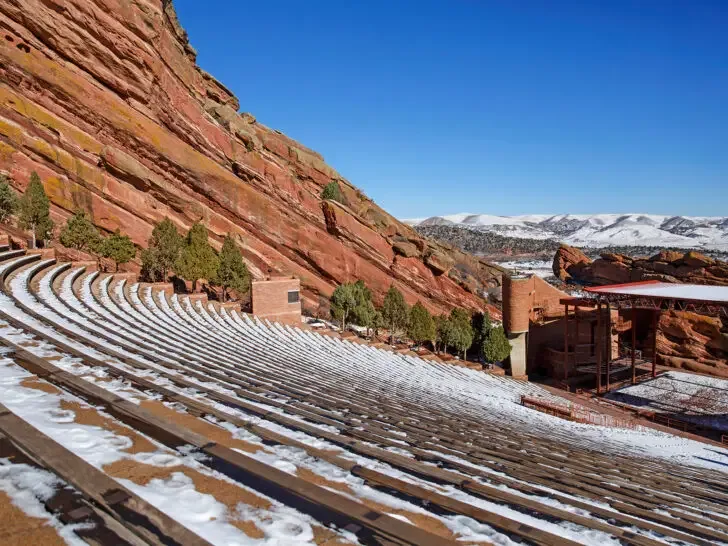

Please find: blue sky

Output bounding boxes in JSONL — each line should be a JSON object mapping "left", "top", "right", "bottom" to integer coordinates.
{"left": 174, "top": 1, "right": 727, "bottom": 218}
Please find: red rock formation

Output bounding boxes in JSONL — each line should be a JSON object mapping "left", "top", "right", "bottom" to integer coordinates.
{"left": 0, "top": 0, "right": 503, "bottom": 314}
{"left": 657, "top": 311, "right": 728, "bottom": 377}
{"left": 553, "top": 244, "right": 728, "bottom": 286}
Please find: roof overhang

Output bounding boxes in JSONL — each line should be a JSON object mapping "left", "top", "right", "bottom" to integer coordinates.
{"left": 580, "top": 280, "right": 728, "bottom": 316}
{"left": 585, "top": 280, "right": 728, "bottom": 305}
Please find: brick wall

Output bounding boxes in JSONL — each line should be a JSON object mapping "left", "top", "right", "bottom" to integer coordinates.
{"left": 251, "top": 278, "right": 301, "bottom": 324}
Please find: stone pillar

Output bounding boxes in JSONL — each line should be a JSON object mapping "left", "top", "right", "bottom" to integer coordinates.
{"left": 502, "top": 274, "right": 532, "bottom": 380}
{"left": 507, "top": 332, "right": 528, "bottom": 378}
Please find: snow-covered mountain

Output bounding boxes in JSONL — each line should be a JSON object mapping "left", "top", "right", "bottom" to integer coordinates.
{"left": 404, "top": 213, "right": 728, "bottom": 250}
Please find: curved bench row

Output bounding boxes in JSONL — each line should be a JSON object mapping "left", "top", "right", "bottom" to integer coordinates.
{"left": 3, "top": 251, "right": 728, "bottom": 545}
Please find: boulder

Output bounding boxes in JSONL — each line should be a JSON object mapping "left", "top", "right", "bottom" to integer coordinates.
{"left": 392, "top": 241, "right": 419, "bottom": 258}
{"left": 650, "top": 250, "right": 683, "bottom": 264}
{"left": 591, "top": 259, "right": 631, "bottom": 284}
{"left": 600, "top": 252, "right": 631, "bottom": 264}
{"left": 683, "top": 251, "right": 714, "bottom": 268}
{"left": 424, "top": 250, "right": 454, "bottom": 276}
{"left": 552, "top": 244, "right": 591, "bottom": 281}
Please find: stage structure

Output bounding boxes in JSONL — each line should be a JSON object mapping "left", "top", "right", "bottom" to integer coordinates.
{"left": 562, "top": 281, "right": 728, "bottom": 393}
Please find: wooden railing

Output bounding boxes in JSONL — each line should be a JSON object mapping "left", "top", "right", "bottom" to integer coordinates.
{"left": 521, "top": 396, "right": 639, "bottom": 429}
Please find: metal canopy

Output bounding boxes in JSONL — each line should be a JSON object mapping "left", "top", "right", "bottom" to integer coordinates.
{"left": 561, "top": 281, "right": 728, "bottom": 317}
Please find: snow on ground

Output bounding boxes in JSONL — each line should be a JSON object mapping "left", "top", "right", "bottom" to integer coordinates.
{"left": 406, "top": 212, "right": 728, "bottom": 250}
{"left": 494, "top": 260, "right": 554, "bottom": 278}
{"left": 4, "top": 253, "right": 728, "bottom": 544}
{"left": 609, "top": 371, "right": 728, "bottom": 432}
{"left": 0, "top": 458, "right": 91, "bottom": 545}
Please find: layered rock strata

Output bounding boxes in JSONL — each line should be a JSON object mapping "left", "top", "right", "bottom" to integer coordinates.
{"left": 0, "top": 0, "right": 503, "bottom": 313}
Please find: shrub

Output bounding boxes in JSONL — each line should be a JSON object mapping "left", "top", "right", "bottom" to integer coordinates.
{"left": 321, "top": 181, "right": 344, "bottom": 203}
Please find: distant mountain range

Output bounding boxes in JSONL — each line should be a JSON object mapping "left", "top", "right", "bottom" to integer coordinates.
{"left": 404, "top": 213, "right": 728, "bottom": 251}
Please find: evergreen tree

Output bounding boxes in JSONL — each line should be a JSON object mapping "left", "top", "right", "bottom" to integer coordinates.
{"left": 59, "top": 210, "right": 101, "bottom": 252}
{"left": 0, "top": 175, "right": 18, "bottom": 223}
{"left": 141, "top": 218, "right": 183, "bottom": 283}
{"left": 434, "top": 314, "right": 448, "bottom": 353}
{"left": 215, "top": 234, "right": 250, "bottom": 301}
{"left": 18, "top": 172, "right": 53, "bottom": 248}
{"left": 371, "top": 309, "right": 385, "bottom": 339}
{"left": 330, "top": 283, "right": 357, "bottom": 330}
{"left": 350, "top": 280, "right": 376, "bottom": 330}
{"left": 321, "top": 181, "right": 344, "bottom": 203}
{"left": 98, "top": 229, "right": 136, "bottom": 272}
{"left": 381, "top": 285, "right": 409, "bottom": 344}
{"left": 175, "top": 222, "right": 219, "bottom": 292}
{"left": 407, "top": 301, "right": 435, "bottom": 348}
{"left": 448, "top": 308, "right": 474, "bottom": 360}
{"left": 477, "top": 312, "right": 512, "bottom": 364}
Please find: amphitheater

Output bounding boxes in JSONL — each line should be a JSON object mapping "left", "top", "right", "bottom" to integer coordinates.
{"left": 1, "top": 248, "right": 728, "bottom": 546}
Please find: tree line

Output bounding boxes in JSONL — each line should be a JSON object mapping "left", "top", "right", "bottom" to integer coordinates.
{"left": 330, "top": 281, "right": 511, "bottom": 364}
{"left": 0, "top": 172, "right": 250, "bottom": 300}
{"left": 141, "top": 219, "right": 250, "bottom": 301}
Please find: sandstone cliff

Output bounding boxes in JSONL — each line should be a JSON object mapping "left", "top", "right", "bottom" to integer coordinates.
{"left": 0, "top": 0, "right": 504, "bottom": 314}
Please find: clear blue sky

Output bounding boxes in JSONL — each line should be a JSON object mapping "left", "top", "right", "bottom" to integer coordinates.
{"left": 174, "top": 1, "right": 727, "bottom": 218}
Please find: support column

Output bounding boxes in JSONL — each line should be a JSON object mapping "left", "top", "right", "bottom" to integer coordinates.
{"left": 631, "top": 303, "right": 637, "bottom": 385}
{"left": 575, "top": 306, "right": 580, "bottom": 365}
{"left": 563, "top": 303, "right": 569, "bottom": 380}
{"left": 590, "top": 319, "right": 595, "bottom": 357}
{"left": 606, "top": 305, "right": 612, "bottom": 393}
{"left": 652, "top": 309, "right": 659, "bottom": 378}
{"left": 596, "top": 302, "right": 602, "bottom": 394}
{"left": 506, "top": 332, "right": 528, "bottom": 378}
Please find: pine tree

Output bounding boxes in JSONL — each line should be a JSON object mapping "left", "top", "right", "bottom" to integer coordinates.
{"left": 98, "top": 229, "right": 136, "bottom": 272}
{"left": 448, "top": 308, "right": 474, "bottom": 360}
{"left": 175, "top": 222, "right": 218, "bottom": 292}
{"left": 371, "top": 309, "right": 385, "bottom": 339}
{"left": 434, "top": 314, "right": 447, "bottom": 353}
{"left": 0, "top": 175, "right": 18, "bottom": 223}
{"left": 477, "top": 312, "right": 512, "bottom": 364}
{"left": 350, "top": 280, "right": 375, "bottom": 330}
{"left": 330, "top": 283, "right": 357, "bottom": 331}
{"left": 141, "top": 218, "right": 183, "bottom": 283}
{"left": 407, "top": 301, "right": 435, "bottom": 348}
{"left": 215, "top": 234, "right": 250, "bottom": 301}
{"left": 59, "top": 210, "right": 101, "bottom": 252}
{"left": 18, "top": 172, "right": 53, "bottom": 248}
{"left": 381, "top": 285, "right": 409, "bottom": 344}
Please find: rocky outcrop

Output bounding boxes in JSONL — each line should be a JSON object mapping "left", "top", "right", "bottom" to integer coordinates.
{"left": 553, "top": 244, "right": 728, "bottom": 286}
{"left": 0, "top": 0, "right": 503, "bottom": 314}
{"left": 552, "top": 244, "right": 590, "bottom": 281}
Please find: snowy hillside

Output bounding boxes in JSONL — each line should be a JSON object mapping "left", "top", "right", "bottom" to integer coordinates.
{"left": 405, "top": 213, "right": 728, "bottom": 250}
